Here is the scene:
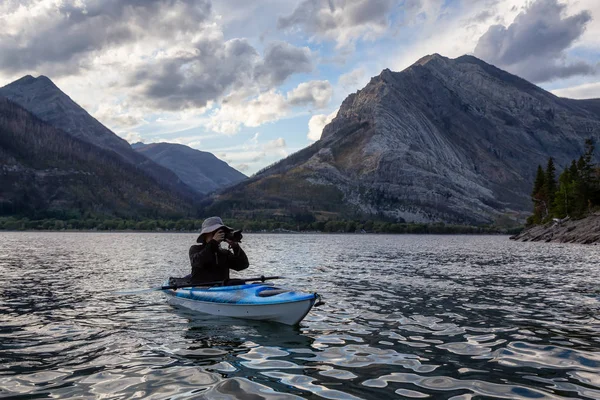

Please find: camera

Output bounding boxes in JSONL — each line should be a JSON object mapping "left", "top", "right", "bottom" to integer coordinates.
{"left": 224, "top": 229, "right": 243, "bottom": 242}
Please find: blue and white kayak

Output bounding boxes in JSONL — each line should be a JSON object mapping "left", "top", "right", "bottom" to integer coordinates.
{"left": 163, "top": 283, "right": 319, "bottom": 325}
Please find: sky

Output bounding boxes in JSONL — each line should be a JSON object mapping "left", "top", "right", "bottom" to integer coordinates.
{"left": 0, "top": 0, "right": 599, "bottom": 175}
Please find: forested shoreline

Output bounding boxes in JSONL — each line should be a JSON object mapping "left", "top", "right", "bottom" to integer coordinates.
{"left": 0, "top": 216, "right": 520, "bottom": 235}
{"left": 528, "top": 139, "right": 600, "bottom": 225}
{"left": 510, "top": 139, "right": 600, "bottom": 244}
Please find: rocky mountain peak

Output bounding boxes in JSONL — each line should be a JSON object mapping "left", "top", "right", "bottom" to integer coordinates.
{"left": 0, "top": 75, "right": 199, "bottom": 199}
{"left": 217, "top": 54, "right": 600, "bottom": 225}
{"left": 0, "top": 75, "right": 131, "bottom": 153}
{"left": 5, "top": 74, "right": 59, "bottom": 93}
{"left": 413, "top": 53, "right": 448, "bottom": 66}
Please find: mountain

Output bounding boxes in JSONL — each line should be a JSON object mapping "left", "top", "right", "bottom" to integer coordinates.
{"left": 132, "top": 142, "right": 246, "bottom": 194}
{"left": 210, "top": 54, "right": 600, "bottom": 225}
{"left": 0, "top": 75, "right": 196, "bottom": 198}
{"left": 0, "top": 98, "right": 194, "bottom": 219}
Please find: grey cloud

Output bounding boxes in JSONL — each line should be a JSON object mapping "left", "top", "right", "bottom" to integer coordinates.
{"left": 255, "top": 42, "right": 313, "bottom": 87}
{"left": 277, "top": 0, "right": 394, "bottom": 44}
{"left": 0, "top": 0, "right": 211, "bottom": 74}
{"left": 132, "top": 38, "right": 259, "bottom": 110}
{"left": 129, "top": 40, "right": 314, "bottom": 111}
{"left": 507, "top": 60, "right": 598, "bottom": 84}
{"left": 474, "top": 0, "right": 595, "bottom": 83}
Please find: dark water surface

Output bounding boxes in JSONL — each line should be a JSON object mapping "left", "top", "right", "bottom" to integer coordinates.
{"left": 1, "top": 233, "right": 600, "bottom": 399}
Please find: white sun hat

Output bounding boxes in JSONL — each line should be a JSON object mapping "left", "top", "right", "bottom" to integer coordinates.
{"left": 196, "top": 216, "right": 232, "bottom": 243}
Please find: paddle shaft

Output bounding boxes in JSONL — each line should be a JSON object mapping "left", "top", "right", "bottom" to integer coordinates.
{"left": 161, "top": 275, "right": 282, "bottom": 291}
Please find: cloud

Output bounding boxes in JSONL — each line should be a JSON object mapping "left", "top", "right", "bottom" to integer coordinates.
{"left": 265, "top": 137, "right": 287, "bottom": 149}
{"left": 235, "top": 163, "right": 250, "bottom": 172}
{"left": 0, "top": 1, "right": 316, "bottom": 117}
{"left": 128, "top": 37, "right": 315, "bottom": 111}
{"left": 552, "top": 82, "right": 600, "bottom": 99}
{"left": 129, "top": 34, "right": 260, "bottom": 110}
{"left": 474, "top": 0, "right": 596, "bottom": 83}
{"left": 307, "top": 108, "right": 338, "bottom": 141}
{"left": 255, "top": 41, "right": 313, "bottom": 88}
{"left": 215, "top": 133, "right": 288, "bottom": 166}
{"left": 123, "top": 131, "right": 143, "bottom": 144}
{"left": 207, "top": 90, "right": 288, "bottom": 134}
{"left": 338, "top": 68, "right": 366, "bottom": 91}
{"left": 207, "top": 80, "right": 332, "bottom": 134}
{"left": 277, "top": 0, "right": 395, "bottom": 48}
{"left": 0, "top": 0, "right": 211, "bottom": 74}
{"left": 287, "top": 80, "right": 333, "bottom": 109}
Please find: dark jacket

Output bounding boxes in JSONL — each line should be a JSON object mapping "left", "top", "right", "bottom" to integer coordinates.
{"left": 189, "top": 240, "right": 249, "bottom": 283}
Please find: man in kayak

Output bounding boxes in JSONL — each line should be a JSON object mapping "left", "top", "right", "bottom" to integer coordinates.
{"left": 188, "top": 216, "right": 249, "bottom": 284}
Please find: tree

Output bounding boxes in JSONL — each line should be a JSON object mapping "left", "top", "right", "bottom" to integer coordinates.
{"left": 544, "top": 158, "right": 557, "bottom": 215}
{"left": 530, "top": 165, "right": 546, "bottom": 224}
{"left": 553, "top": 168, "right": 575, "bottom": 219}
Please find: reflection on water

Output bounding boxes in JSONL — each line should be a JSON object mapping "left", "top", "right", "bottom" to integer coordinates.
{"left": 1, "top": 232, "right": 600, "bottom": 399}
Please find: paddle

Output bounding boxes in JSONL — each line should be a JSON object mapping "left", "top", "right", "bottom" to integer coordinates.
{"left": 113, "top": 275, "right": 283, "bottom": 295}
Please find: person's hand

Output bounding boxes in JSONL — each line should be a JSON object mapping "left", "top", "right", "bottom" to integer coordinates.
{"left": 226, "top": 239, "right": 239, "bottom": 248}
{"left": 213, "top": 230, "right": 225, "bottom": 243}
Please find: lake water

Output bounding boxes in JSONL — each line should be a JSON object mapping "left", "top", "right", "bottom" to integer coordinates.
{"left": 1, "top": 232, "right": 600, "bottom": 399}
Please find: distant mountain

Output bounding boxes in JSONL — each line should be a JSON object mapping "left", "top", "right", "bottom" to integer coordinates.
{"left": 0, "top": 75, "right": 196, "bottom": 198}
{"left": 0, "top": 98, "right": 195, "bottom": 218}
{"left": 211, "top": 54, "right": 600, "bottom": 225}
{"left": 132, "top": 142, "right": 246, "bottom": 194}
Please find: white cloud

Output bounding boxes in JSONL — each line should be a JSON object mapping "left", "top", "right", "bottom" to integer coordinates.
{"left": 213, "top": 133, "right": 288, "bottom": 165}
{"left": 338, "top": 68, "right": 367, "bottom": 91}
{"left": 307, "top": 108, "right": 339, "bottom": 141}
{"left": 287, "top": 80, "right": 333, "bottom": 108}
{"left": 206, "top": 80, "right": 332, "bottom": 134}
{"left": 207, "top": 90, "right": 288, "bottom": 134}
{"left": 265, "top": 137, "right": 287, "bottom": 149}
{"left": 552, "top": 82, "right": 600, "bottom": 99}
{"left": 123, "top": 131, "right": 143, "bottom": 144}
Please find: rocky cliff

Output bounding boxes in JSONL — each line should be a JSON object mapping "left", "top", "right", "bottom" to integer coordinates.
{"left": 213, "top": 54, "right": 600, "bottom": 224}
{"left": 133, "top": 142, "right": 246, "bottom": 194}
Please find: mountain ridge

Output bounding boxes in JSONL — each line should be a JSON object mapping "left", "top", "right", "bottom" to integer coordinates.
{"left": 133, "top": 142, "right": 246, "bottom": 194}
{"left": 0, "top": 75, "right": 197, "bottom": 198}
{"left": 0, "top": 97, "right": 195, "bottom": 218}
{"left": 212, "top": 54, "right": 600, "bottom": 224}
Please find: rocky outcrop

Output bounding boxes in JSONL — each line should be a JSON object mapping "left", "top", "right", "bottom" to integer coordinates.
{"left": 133, "top": 142, "right": 246, "bottom": 194}
{"left": 214, "top": 54, "right": 600, "bottom": 224}
{"left": 510, "top": 213, "right": 600, "bottom": 244}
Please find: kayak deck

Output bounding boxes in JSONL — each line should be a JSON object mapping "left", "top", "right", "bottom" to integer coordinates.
{"left": 163, "top": 283, "right": 318, "bottom": 325}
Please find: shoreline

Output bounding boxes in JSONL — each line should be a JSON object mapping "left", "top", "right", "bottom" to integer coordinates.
{"left": 0, "top": 229, "right": 513, "bottom": 236}
{"left": 510, "top": 213, "right": 600, "bottom": 244}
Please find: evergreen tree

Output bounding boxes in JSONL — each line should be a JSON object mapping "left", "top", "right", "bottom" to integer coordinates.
{"left": 553, "top": 168, "right": 575, "bottom": 219}
{"left": 544, "top": 157, "right": 557, "bottom": 216}
{"left": 530, "top": 165, "right": 546, "bottom": 224}
{"left": 530, "top": 139, "right": 599, "bottom": 224}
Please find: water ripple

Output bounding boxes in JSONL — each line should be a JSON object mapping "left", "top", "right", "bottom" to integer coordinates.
{"left": 1, "top": 232, "right": 600, "bottom": 399}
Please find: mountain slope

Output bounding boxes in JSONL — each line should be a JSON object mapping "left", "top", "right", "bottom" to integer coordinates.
{"left": 212, "top": 54, "right": 600, "bottom": 224}
{"left": 0, "top": 98, "right": 194, "bottom": 218}
{"left": 0, "top": 75, "right": 196, "bottom": 198}
{"left": 133, "top": 142, "right": 246, "bottom": 194}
